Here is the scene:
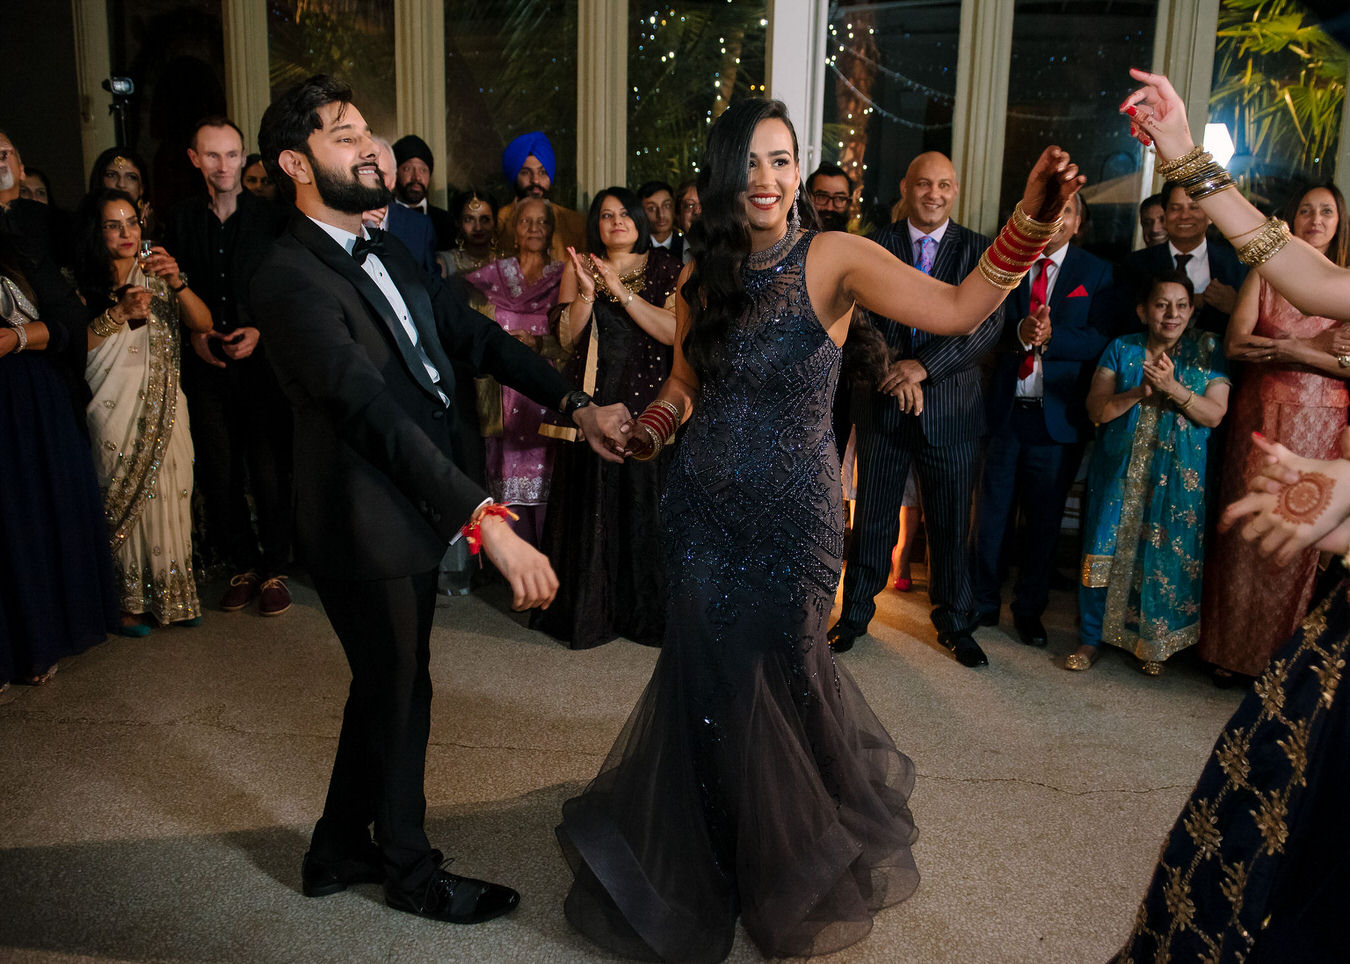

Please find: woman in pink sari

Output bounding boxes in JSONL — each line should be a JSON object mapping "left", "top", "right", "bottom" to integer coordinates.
{"left": 465, "top": 198, "right": 565, "bottom": 546}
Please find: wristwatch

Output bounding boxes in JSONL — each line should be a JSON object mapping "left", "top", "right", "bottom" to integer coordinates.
{"left": 562, "top": 390, "right": 593, "bottom": 419}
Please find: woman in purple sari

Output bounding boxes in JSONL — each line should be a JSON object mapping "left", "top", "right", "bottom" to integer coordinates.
{"left": 465, "top": 198, "right": 565, "bottom": 546}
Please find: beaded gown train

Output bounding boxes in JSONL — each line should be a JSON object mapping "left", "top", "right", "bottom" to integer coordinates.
{"left": 557, "top": 232, "right": 920, "bottom": 962}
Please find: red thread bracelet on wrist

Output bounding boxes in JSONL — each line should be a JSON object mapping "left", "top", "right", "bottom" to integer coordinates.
{"left": 460, "top": 503, "right": 520, "bottom": 555}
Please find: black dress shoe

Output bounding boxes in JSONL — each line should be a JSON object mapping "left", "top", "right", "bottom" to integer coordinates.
{"left": 302, "top": 845, "right": 443, "bottom": 898}
{"left": 942, "top": 633, "right": 988, "bottom": 667}
{"left": 975, "top": 609, "right": 999, "bottom": 628}
{"left": 386, "top": 868, "right": 520, "bottom": 924}
{"left": 1012, "top": 613, "right": 1048, "bottom": 647}
{"left": 827, "top": 621, "right": 862, "bottom": 654}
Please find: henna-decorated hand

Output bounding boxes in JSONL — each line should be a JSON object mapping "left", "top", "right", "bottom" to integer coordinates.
{"left": 1219, "top": 431, "right": 1350, "bottom": 563}
{"left": 1018, "top": 146, "right": 1085, "bottom": 224}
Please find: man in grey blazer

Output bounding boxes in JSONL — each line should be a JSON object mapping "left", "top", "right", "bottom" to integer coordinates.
{"left": 829, "top": 152, "right": 1003, "bottom": 667}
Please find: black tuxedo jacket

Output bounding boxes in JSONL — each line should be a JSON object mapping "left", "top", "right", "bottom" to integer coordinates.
{"left": 864, "top": 219, "right": 1003, "bottom": 446}
{"left": 987, "top": 245, "right": 1116, "bottom": 445}
{"left": 1122, "top": 239, "right": 1248, "bottom": 335}
{"left": 249, "top": 213, "right": 572, "bottom": 580}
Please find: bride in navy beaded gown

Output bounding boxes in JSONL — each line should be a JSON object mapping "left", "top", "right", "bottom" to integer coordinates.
{"left": 556, "top": 100, "right": 1083, "bottom": 962}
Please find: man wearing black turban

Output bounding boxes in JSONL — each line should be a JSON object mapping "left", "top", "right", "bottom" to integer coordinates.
{"left": 391, "top": 134, "right": 456, "bottom": 252}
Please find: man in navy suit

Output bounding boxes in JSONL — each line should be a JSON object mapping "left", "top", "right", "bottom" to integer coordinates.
{"left": 1123, "top": 180, "right": 1246, "bottom": 334}
{"left": 828, "top": 151, "right": 1003, "bottom": 667}
{"left": 971, "top": 193, "right": 1115, "bottom": 646}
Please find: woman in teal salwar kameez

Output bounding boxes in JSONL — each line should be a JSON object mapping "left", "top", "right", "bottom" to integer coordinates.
{"left": 1070, "top": 272, "right": 1230, "bottom": 675}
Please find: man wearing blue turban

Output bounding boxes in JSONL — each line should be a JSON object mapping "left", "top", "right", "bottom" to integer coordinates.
{"left": 495, "top": 131, "right": 585, "bottom": 261}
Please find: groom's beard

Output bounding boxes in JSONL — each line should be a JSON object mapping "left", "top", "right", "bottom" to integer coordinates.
{"left": 313, "top": 158, "right": 391, "bottom": 215}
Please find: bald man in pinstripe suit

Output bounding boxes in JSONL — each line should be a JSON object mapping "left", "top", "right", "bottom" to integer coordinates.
{"left": 829, "top": 152, "right": 1002, "bottom": 667}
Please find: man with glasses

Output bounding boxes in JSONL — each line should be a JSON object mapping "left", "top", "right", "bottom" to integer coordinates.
{"left": 807, "top": 162, "right": 853, "bottom": 233}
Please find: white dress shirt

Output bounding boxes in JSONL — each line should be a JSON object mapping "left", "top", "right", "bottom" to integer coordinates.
{"left": 1167, "top": 238, "right": 1211, "bottom": 293}
{"left": 1016, "top": 243, "right": 1070, "bottom": 399}
{"left": 308, "top": 215, "right": 448, "bottom": 405}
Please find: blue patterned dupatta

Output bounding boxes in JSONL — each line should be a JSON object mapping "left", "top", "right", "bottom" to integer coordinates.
{"left": 1081, "top": 330, "right": 1229, "bottom": 662}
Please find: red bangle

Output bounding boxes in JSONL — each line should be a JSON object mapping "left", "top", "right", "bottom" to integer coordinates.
{"left": 459, "top": 503, "right": 519, "bottom": 555}
{"left": 638, "top": 408, "right": 675, "bottom": 444}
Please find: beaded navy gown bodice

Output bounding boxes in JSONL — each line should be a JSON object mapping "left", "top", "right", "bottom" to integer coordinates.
{"left": 557, "top": 231, "right": 919, "bottom": 964}
{"left": 663, "top": 232, "right": 845, "bottom": 632}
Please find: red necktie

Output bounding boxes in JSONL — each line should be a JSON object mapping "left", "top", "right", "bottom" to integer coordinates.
{"left": 1019, "top": 258, "right": 1053, "bottom": 379}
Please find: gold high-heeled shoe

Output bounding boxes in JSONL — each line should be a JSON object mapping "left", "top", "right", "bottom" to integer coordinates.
{"left": 1140, "top": 660, "right": 1163, "bottom": 677}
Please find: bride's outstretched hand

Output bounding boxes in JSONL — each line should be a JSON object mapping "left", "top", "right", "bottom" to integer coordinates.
{"left": 1019, "top": 146, "right": 1084, "bottom": 223}
{"left": 1119, "top": 68, "right": 1195, "bottom": 161}
{"left": 1218, "top": 430, "right": 1350, "bottom": 563}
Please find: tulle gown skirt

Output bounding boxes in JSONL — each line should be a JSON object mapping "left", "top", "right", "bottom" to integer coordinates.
{"left": 557, "top": 550, "right": 920, "bottom": 962}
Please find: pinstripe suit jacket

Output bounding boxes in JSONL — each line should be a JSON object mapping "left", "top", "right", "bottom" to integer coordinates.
{"left": 862, "top": 218, "right": 1003, "bottom": 446}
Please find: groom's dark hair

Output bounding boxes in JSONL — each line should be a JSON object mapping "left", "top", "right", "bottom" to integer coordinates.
{"left": 257, "top": 74, "right": 354, "bottom": 203}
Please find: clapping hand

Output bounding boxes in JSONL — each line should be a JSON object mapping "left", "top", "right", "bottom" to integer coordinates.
{"left": 565, "top": 247, "right": 597, "bottom": 303}
{"left": 1141, "top": 351, "right": 1181, "bottom": 398}
{"left": 1019, "top": 305, "right": 1052, "bottom": 347}
{"left": 1219, "top": 429, "right": 1350, "bottom": 563}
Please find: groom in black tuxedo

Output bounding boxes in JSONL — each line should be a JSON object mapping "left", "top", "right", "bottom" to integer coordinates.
{"left": 252, "top": 75, "right": 628, "bottom": 925}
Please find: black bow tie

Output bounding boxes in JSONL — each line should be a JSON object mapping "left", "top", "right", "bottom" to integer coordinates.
{"left": 352, "top": 230, "right": 387, "bottom": 265}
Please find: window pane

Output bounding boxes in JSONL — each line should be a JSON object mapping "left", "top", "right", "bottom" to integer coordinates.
{"left": 821, "top": 1, "right": 960, "bottom": 232}
{"left": 107, "top": 0, "right": 227, "bottom": 217}
{"left": 627, "top": 2, "right": 768, "bottom": 187}
{"left": 445, "top": 2, "right": 578, "bottom": 206}
{"left": 267, "top": 0, "right": 397, "bottom": 146}
{"left": 999, "top": 1, "right": 1157, "bottom": 260}
{"left": 1210, "top": 0, "right": 1346, "bottom": 211}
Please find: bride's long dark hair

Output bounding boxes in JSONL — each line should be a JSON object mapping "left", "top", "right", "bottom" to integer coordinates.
{"left": 681, "top": 98, "right": 885, "bottom": 387}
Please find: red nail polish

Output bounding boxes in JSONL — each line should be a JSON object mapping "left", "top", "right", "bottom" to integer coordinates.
{"left": 1141, "top": 136, "right": 1152, "bottom": 147}
{"left": 1253, "top": 431, "right": 1266, "bottom": 439}
{"left": 1123, "top": 105, "right": 1138, "bottom": 117}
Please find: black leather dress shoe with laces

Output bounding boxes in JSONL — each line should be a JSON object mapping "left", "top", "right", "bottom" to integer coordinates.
{"left": 385, "top": 868, "right": 520, "bottom": 924}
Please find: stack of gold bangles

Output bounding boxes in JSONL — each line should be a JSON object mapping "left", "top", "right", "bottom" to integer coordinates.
{"left": 1157, "top": 146, "right": 1291, "bottom": 267}
{"left": 89, "top": 308, "right": 125, "bottom": 337}
{"left": 631, "top": 398, "right": 681, "bottom": 461}
{"left": 977, "top": 203, "right": 1063, "bottom": 290}
{"left": 1234, "top": 215, "right": 1292, "bottom": 267}
{"left": 1156, "top": 146, "right": 1235, "bottom": 202}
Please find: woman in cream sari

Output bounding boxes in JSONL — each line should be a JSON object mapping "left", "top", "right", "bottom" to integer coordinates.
{"left": 74, "top": 190, "right": 214, "bottom": 634}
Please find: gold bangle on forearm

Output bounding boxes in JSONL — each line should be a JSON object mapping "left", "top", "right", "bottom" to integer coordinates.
{"left": 1011, "top": 203, "right": 1062, "bottom": 241}
{"left": 1236, "top": 217, "right": 1292, "bottom": 267}
{"left": 630, "top": 422, "right": 663, "bottom": 461}
{"left": 1156, "top": 145, "right": 1206, "bottom": 178}
{"left": 977, "top": 251, "right": 1027, "bottom": 290}
{"left": 1166, "top": 152, "right": 1216, "bottom": 183}
{"left": 89, "top": 309, "right": 125, "bottom": 338}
